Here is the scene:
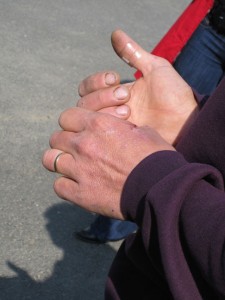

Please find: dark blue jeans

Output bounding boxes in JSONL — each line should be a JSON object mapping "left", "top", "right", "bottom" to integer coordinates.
{"left": 89, "top": 215, "right": 137, "bottom": 241}
{"left": 174, "top": 18, "right": 225, "bottom": 95}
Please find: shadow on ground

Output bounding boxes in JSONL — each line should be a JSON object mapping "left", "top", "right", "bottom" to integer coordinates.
{"left": 0, "top": 203, "right": 116, "bottom": 300}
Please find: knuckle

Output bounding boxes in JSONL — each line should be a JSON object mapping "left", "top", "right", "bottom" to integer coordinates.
{"left": 89, "top": 113, "right": 106, "bottom": 129}
{"left": 75, "top": 135, "right": 93, "bottom": 155}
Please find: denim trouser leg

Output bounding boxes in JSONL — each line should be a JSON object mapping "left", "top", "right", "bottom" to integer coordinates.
{"left": 173, "top": 18, "right": 225, "bottom": 95}
{"left": 90, "top": 215, "right": 137, "bottom": 241}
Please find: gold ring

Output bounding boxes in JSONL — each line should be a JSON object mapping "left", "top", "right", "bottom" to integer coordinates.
{"left": 53, "top": 152, "right": 64, "bottom": 173}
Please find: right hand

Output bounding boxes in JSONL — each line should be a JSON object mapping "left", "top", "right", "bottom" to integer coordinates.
{"left": 43, "top": 108, "right": 175, "bottom": 219}
{"left": 77, "top": 30, "right": 198, "bottom": 145}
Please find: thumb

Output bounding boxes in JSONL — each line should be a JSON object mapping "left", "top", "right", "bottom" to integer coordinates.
{"left": 111, "top": 29, "right": 161, "bottom": 76}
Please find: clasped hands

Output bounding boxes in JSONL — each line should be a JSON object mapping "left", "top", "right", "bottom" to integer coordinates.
{"left": 42, "top": 30, "right": 198, "bottom": 220}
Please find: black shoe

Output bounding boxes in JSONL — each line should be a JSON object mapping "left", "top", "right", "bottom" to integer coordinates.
{"left": 75, "top": 228, "right": 106, "bottom": 244}
{"left": 75, "top": 216, "right": 137, "bottom": 243}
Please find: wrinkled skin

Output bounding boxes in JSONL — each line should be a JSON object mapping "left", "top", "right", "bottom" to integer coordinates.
{"left": 43, "top": 108, "right": 175, "bottom": 219}
{"left": 42, "top": 30, "right": 198, "bottom": 219}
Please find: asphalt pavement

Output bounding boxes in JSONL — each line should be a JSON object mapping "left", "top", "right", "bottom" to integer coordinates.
{"left": 0, "top": 1, "right": 189, "bottom": 299}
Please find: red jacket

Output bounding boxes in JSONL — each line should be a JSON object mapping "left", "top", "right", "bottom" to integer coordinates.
{"left": 134, "top": 0, "right": 214, "bottom": 79}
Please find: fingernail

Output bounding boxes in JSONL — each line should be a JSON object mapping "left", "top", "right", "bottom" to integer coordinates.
{"left": 115, "top": 105, "right": 129, "bottom": 116}
{"left": 105, "top": 73, "right": 116, "bottom": 85}
{"left": 114, "top": 86, "right": 128, "bottom": 100}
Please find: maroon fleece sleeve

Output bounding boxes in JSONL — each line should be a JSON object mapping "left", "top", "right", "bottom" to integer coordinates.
{"left": 107, "top": 78, "right": 225, "bottom": 299}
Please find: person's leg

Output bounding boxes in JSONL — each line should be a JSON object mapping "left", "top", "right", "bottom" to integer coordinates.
{"left": 174, "top": 18, "right": 225, "bottom": 95}
{"left": 76, "top": 215, "right": 137, "bottom": 243}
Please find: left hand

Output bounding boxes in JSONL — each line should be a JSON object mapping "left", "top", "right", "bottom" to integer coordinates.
{"left": 77, "top": 30, "right": 198, "bottom": 145}
{"left": 42, "top": 108, "right": 175, "bottom": 219}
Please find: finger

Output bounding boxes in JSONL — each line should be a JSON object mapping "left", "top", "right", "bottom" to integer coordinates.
{"left": 77, "top": 85, "right": 130, "bottom": 111}
{"left": 42, "top": 149, "right": 78, "bottom": 179}
{"left": 59, "top": 107, "right": 91, "bottom": 132}
{"left": 54, "top": 177, "right": 79, "bottom": 205}
{"left": 111, "top": 29, "right": 168, "bottom": 76}
{"left": 59, "top": 106, "right": 130, "bottom": 133}
{"left": 42, "top": 149, "right": 64, "bottom": 172}
{"left": 54, "top": 177, "right": 100, "bottom": 215}
{"left": 99, "top": 105, "right": 131, "bottom": 119}
{"left": 78, "top": 71, "right": 120, "bottom": 97}
{"left": 54, "top": 177, "right": 74, "bottom": 201}
{"left": 49, "top": 131, "right": 77, "bottom": 153}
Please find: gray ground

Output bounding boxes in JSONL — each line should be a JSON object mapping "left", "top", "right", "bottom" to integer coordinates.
{"left": 0, "top": 1, "right": 189, "bottom": 299}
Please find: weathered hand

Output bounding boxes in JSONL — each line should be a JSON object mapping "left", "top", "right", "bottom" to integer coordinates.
{"left": 78, "top": 30, "right": 198, "bottom": 145}
{"left": 42, "top": 108, "right": 175, "bottom": 219}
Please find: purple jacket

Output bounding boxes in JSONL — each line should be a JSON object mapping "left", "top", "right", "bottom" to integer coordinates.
{"left": 105, "top": 79, "right": 225, "bottom": 299}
